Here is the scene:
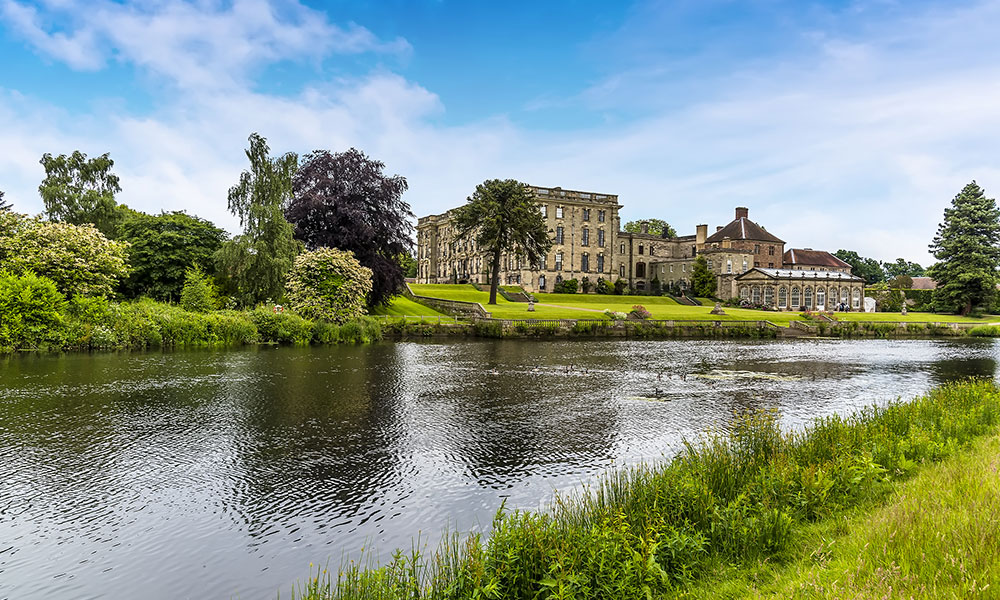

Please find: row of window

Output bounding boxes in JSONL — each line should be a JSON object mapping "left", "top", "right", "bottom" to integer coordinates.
{"left": 540, "top": 205, "right": 608, "bottom": 222}
{"left": 739, "top": 285, "right": 862, "bottom": 309}
{"left": 554, "top": 226, "right": 606, "bottom": 246}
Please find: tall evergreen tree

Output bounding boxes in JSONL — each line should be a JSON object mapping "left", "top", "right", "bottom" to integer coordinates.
{"left": 927, "top": 181, "right": 1000, "bottom": 315}
{"left": 690, "top": 255, "right": 717, "bottom": 297}
{"left": 215, "top": 133, "right": 300, "bottom": 306}
{"left": 451, "top": 179, "right": 552, "bottom": 305}
{"left": 0, "top": 189, "right": 10, "bottom": 211}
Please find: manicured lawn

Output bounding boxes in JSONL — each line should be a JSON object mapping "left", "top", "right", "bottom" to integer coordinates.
{"left": 537, "top": 292, "right": 680, "bottom": 306}
{"left": 408, "top": 284, "right": 609, "bottom": 319}
{"left": 406, "top": 285, "right": 1000, "bottom": 325}
{"left": 370, "top": 296, "right": 449, "bottom": 317}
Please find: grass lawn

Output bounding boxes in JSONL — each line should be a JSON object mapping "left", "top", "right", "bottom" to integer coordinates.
{"left": 409, "top": 284, "right": 609, "bottom": 319}
{"left": 680, "top": 433, "right": 1000, "bottom": 599}
{"left": 406, "top": 285, "right": 1000, "bottom": 325}
{"left": 370, "top": 296, "right": 449, "bottom": 317}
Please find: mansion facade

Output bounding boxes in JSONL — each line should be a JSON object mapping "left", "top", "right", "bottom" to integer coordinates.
{"left": 416, "top": 184, "right": 864, "bottom": 311}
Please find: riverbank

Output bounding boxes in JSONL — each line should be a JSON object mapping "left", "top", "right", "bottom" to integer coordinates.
{"left": 680, "top": 432, "right": 1000, "bottom": 599}
{"left": 291, "top": 379, "right": 1000, "bottom": 600}
{"left": 0, "top": 296, "right": 383, "bottom": 353}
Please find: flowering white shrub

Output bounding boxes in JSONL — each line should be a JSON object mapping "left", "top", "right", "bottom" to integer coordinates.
{"left": 285, "top": 248, "right": 373, "bottom": 323}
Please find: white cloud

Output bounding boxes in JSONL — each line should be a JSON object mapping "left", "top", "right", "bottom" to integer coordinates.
{"left": 1, "top": 0, "right": 410, "bottom": 89}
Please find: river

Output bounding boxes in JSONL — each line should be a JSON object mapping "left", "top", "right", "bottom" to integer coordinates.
{"left": 1, "top": 338, "right": 997, "bottom": 599}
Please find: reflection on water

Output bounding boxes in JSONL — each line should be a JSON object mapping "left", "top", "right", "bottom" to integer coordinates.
{"left": 0, "top": 338, "right": 997, "bottom": 599}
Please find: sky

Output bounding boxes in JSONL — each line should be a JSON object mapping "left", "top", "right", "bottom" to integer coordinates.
{"left": 2, "top": 0, "right": 999, "bottom": 265}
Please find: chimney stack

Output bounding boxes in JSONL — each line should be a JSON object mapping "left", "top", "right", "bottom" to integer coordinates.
{"left": 640, "top": 220, "right": 650, "bottom": 234}
{"left": 696, "top": 224, "right": 707, "bottom": 245}
{"left": 735, "top": 207, "right": 749, "bottom": 220}
{"left": 716, "top": 226, "right": 723, "bottom": 232}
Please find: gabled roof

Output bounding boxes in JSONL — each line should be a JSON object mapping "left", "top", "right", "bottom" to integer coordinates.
{"left": 705, "top": 217, "right": 784, "bottom": 244}
{"left": 782, "top": 248, "right": 851, "bottom": 269}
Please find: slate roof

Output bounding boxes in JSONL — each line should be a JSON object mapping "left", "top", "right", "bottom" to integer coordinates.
{"left": 736, "top": 268, "right": 864, "bottom": 282}
{"left": 782, "top": 249, "right": 851, "bottom": 269}
{"left": 705, "top": 217, "right": 784, "bottom": 244}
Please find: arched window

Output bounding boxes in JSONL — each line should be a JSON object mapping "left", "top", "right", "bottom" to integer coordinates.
{"left": 804, "top": 286, "right": 813, "bottom": 308}
{"left": 817, "top": 287, "right": 826, "bottom": 308}
{"left": 740, "top": 286, "right": 749, "bottom": 300}
{"left": 841, "top": 287, "right": 849, "bottom": 305}
{"left": 742, "top": 259, "right": 748, "bottom": 272}
{"left": 791, "top": 286, "right": 800, "bottom": 308}
{"left": 778, "top": 286, "right": 787, "bottom": 308}
{"left": 752, "top": 286, "right": 761, "bottom": 304}
{"left": 764, "top": 286, "right": 774, "bottom": 306}
{"left": 853, "top": 288, "right": 861, "bottom": 309}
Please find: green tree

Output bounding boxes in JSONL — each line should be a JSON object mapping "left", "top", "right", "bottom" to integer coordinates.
{"left": 119, "top": 211, "right": 227, "bottom": 301}
{"left": 0, "top": 271, "right": 66, "bottom": 350}
{"left": 834, "top": 249, "right": 886, "bottom": 284}
{"left": 180, "top": 267, "right": 218, "bottom": 312}
{"left": 928, "top": 181, "right": 1000, "bottom": 315}
{"left": 883, "top": 258, "right": 925, "bottom": 279}
{"left": 451, "top": 179, "right": 552, "bottom": 305}
{"left": 397, "top": 252, "right": 418, "bottom": 278}
{"left": 0, "top": 213, "right": 130, "bottom": 297}
{"left": 0, "top": 189, "right": 10, "bottom": 211}
{"left": 38, "top": 151, "right": 124, "bottom": 238}
{"left": 623, "top": 218, "right": 678, "bottom": 238}
{"left": 691, "top": 255, "right": 717, "bottom": 297}
{"left": 285, "top": 247, "right": 373, "bottom": 323}
{"left": 215, "top": 133, "right": 300, "bottom": 306}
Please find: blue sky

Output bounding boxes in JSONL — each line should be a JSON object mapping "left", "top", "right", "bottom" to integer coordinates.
{"left": 2, "top": 0, "right": 999, "bottom": 264}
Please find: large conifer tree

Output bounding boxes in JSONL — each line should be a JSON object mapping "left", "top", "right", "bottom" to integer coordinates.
{"left": 451, "top": 180, "right": 551, "bottom": 305}
{"left": 928, "top": 181, "right": 1000, "bottom": 315}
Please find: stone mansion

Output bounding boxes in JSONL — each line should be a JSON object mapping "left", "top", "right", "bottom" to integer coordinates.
{"left": 416, "top": 184, "right": 865, "bottom": 311}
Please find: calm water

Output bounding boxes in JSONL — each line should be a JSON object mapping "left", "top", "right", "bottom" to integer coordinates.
{"left": 1, "top": 338, "right": 998, "bottom": 599}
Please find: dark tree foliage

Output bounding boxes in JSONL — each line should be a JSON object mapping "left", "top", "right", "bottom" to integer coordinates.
{"left": 928, "top": 181, "right": 1000, "bottom": 315}
{"left": 216, "top": 133, "right": 300, "bottom": 306}
{"left": 285, "top": 148, "right": 412, "bottom": 307}
{"left": 38, "top": 151, "right": 124, "bottom": 237}
{"left": 451, "top": 179, "right": 552, "bottom": 305}
{"left": 119, "top": 211, "right": 227, "bottom": 301}
{"left": 834, "top": 249, "right": 886, "bottom": 284}
{"left": 623, "top": 218, "right": 678, "bottom": 238}
{"left": 0, "top": 189, "right": 10, "bottom": 211}
{"left": 883, "top": 258, "right": 925, "bottom": 279}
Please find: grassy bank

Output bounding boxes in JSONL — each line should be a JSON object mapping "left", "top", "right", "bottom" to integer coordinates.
{"left": 292, "top": 380, "right": 1000, "bottom": 600}
{"left": 683, "top": 433, "right": 1000, "bottom": 599}
{"left": 3, "top": 297, "right": 383, "bottom": 352}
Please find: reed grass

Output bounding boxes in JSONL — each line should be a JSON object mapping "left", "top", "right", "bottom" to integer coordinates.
{"left": 291, "top": 379, "right": 1000, "bottom": 600}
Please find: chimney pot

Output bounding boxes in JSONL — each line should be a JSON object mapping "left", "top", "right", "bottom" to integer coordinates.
{"left": 735, "top": 207, "right": 749, "bottom": 219}
{"left": 716, "top": 226, "right": 723, "bottom": 232}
